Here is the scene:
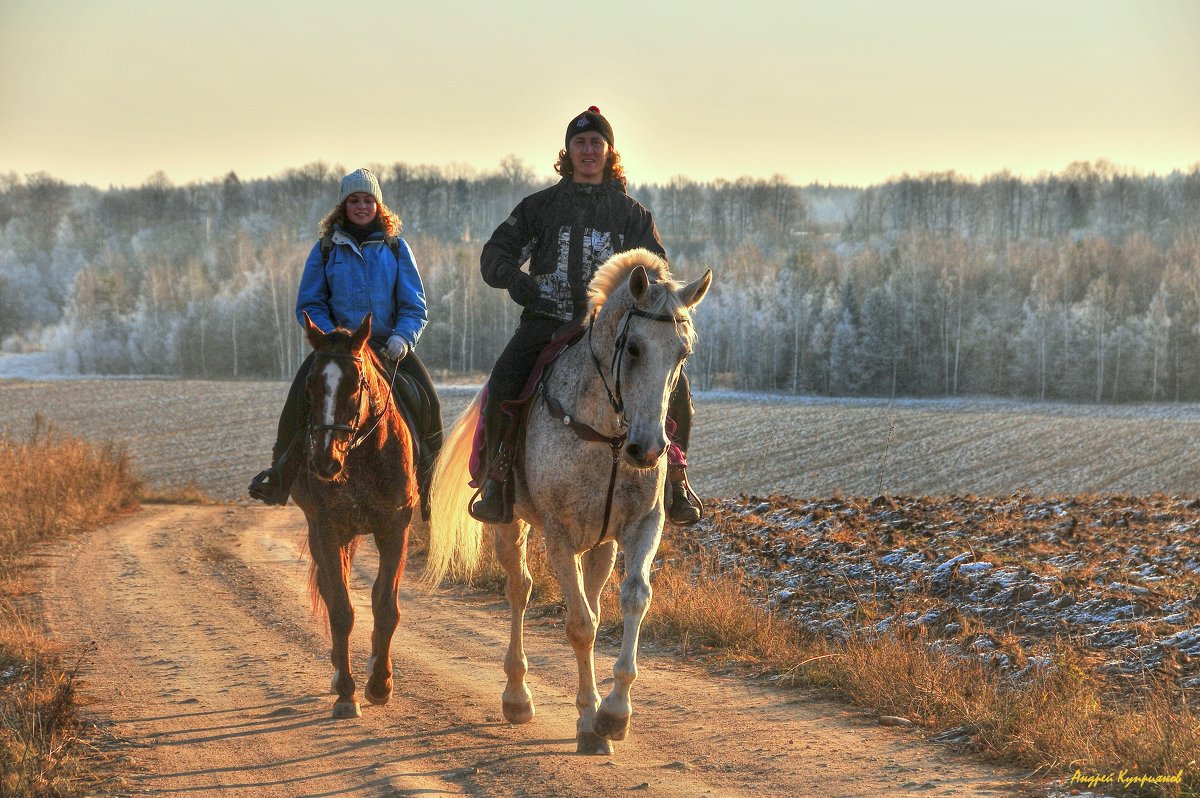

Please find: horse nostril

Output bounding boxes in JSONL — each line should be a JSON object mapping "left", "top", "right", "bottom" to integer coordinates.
{"left": 626, "top": 443, "right": 644, "bottom": 464}
{"left": 625, "top": 443, "right": 663, "bottom": 469}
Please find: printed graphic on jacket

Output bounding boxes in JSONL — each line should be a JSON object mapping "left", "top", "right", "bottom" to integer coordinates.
{"left": 538, "top": 226, "right": 622, "bottom": 320}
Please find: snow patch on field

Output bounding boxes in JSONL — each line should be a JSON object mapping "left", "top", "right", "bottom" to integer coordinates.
{"left": 0, "top": 352, "right": 75, "bottom": 380}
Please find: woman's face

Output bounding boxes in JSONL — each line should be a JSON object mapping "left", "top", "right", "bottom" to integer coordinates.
{"left": 343, "top": 192, "right": 378, "bottom": 225}
{"left": 568, "top": 132, "right": 609, "bottom": 184}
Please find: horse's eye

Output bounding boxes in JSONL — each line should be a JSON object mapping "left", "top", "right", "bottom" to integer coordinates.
{"left": 627, "top": 341, "right": 642, "bottom": 359}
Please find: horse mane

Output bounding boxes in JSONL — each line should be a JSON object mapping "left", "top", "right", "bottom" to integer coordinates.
{"left": 587, "top": 248, "right": 687, "bottom": 320}
{"left": 586, "top": 249, "right": 697, "bottom": 349}
{"left": 318, "top": 327, "right": 387, "bottom": 379}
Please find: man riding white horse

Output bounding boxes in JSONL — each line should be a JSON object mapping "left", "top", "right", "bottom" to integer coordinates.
{"left": 471, "top": 106, "right": 702, "bottom": 526}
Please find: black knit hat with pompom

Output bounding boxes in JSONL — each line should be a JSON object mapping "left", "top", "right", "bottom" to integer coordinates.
{"left": 565, "top": 106, "right": 614, "bottom": 148}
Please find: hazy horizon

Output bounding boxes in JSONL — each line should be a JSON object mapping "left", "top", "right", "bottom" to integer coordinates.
{"left": 2, "top": 0, "right": 1197, "bottom": 190}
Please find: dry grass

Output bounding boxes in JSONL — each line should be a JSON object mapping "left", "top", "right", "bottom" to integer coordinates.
{"left": 0, "top": 416, "right": 141, "bottom": 797}
{"left": 814, "top": 635, "right": 1198, "bottom": 794}
{"left": 638, "top": 546, "right": 1197, "bottom": 797}
{"left": 450, "top": 531, "right": 1196, "bottom": 797}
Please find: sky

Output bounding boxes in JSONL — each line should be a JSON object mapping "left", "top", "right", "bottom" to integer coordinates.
{"left": 1, "top": 0, "right": 1197, "bottom": 190}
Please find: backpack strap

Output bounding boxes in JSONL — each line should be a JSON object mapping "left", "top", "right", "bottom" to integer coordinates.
{"left": 385, "top": 235, "right": 401, "bottom": 263}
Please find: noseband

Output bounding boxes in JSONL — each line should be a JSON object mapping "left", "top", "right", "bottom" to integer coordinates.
{"left": 589, "top": 305, "right": 688, "bottom": 426}
{"left": 308, "top": 351, "right": 397, "bottom": 451}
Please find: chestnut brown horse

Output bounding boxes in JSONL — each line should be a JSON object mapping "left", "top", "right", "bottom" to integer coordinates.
{"left": 292, "top": 312, "right": 418, "bottom": 718}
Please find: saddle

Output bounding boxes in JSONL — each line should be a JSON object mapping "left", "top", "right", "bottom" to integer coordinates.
{"left": 468, "top": 322, "right": 585, "bottom": 486}
{"left": 468, "top": 321, "right": 685, "bottom": 489}
{"left": 387, "top": 365, "right": 438, "bottom": 521}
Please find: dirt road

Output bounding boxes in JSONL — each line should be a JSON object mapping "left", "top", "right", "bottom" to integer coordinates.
{"left": 41, "top": 504, "right": 1031, "bottom": 797}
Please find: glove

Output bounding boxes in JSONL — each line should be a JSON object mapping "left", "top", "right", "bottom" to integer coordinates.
{"left": 384, "top": 335, "right": 410, "bottom": 361}
{"left": 507, "top": 271, "right": 542, "bottom": 307}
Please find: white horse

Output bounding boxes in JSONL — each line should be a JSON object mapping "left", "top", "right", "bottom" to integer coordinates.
{"left": 424, "top": 248, "right": 711, "bottom": 754}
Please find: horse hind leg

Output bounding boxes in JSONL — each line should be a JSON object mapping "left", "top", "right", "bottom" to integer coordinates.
{"left": 364, "top": 650, "right": 391, "bottom": 706}
{"left": 494, "top": 523, "right": 535, "bottom": 724}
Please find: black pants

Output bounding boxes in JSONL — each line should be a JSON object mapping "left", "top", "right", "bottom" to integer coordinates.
{"left": 484, "top": 315, "right": 692, "bottom": 449}
{"left": 272, "top": 347, "right": 443, "bottom": 463}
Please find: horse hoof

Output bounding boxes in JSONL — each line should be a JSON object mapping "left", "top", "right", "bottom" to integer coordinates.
{"left": 332, "top": 700, "right": 361, "bottom": 719}
{"left": 502, "top": 698, "right": 535, "bottom": 725}
{"left": 364, "top": 681, "right": 392, "bottom": 706}
{"left": 576, "top": 730, "right": 615, "bottom": 755}
{"left": 593, "top": 709, "right": 630, "bottom": 741}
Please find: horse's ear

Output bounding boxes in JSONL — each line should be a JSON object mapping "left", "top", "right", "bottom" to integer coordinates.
{"left": 679, "top": 269, "right": 712, "bottom": 309}
{"left": 351, "top": 313, "right": 372, "bottom": 352}
{"left": 302, "top": 312, "right": 325, "bottom": 350}
{"left": 628, "top": 265, "right": 650, "bottom": 303}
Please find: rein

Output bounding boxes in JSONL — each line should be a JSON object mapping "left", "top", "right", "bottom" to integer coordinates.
{"left": 559, "top": 303, "right": 689, "bottom": 547}
{"left": 308, "top": 351, "right": 400, "bottom": 452}
{"left": 542, "top": 392, "right": 626, "bottom": 548}
{"left": 588, "top": 306, "right": 687, "bottom": 424}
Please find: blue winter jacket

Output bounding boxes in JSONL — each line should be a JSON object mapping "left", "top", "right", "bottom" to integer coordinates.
{"left": 295, "top": 226, "right": 428, "bottom": 348}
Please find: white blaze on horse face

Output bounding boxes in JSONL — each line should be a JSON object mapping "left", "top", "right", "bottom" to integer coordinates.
{"left": 319, "top": 360, "right": 344, "bottom": 453}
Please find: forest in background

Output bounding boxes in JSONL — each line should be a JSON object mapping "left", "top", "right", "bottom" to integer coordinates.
{"left": 1, "top": 158, "right": 1199, "bottom": 403}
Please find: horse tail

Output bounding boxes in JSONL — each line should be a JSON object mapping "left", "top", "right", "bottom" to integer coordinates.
{"left": 421, "top": 390, "right": 486, "bottom": 588}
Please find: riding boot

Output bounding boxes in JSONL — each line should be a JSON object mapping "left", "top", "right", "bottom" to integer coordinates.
{"left": 666, "top": 462, "right": 702, "bottom": 526}
{"left": 469, "top": 405, "right": 514, "bottom": 524}
{"left": 249, "top": 384, "right": 309, "bottom": 506}
{"left": 419, "top": 413, "right": 444, "bottom": 522}
{"left": 415, "top": 431, "right": 437, "bottom": 521}
{"left": 249, "top": 434, "right": 302, "bottom": 505}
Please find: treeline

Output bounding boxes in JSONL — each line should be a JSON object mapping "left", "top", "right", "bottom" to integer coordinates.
{"left": 1, "top": 160, "right": 1199, "bottom": 402}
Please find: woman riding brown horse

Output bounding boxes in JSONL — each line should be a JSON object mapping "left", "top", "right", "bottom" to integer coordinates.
{"left": 294, "top": 312, "right": 417, "bottom": 718}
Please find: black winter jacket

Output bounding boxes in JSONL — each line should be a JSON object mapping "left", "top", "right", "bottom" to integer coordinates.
{"left": 480, "top": 178, "right": 666, "bottom": 322}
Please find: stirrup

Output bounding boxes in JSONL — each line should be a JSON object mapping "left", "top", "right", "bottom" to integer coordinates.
{"left": 249, "top": 467, "right": 289, "bottom": 506}
{"left": 469, "top": 479, "right": 512, "bottom": 524}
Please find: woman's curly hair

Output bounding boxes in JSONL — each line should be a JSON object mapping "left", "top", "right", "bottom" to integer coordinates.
{"left": 318, "top": 200, "right": 402, "bottom": 238}
{"left": 554, "top": 148, "right": 626, "bottom": 188}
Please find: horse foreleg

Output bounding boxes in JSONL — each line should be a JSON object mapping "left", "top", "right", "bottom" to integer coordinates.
{"left": 583, "top": 541, "right": 617, "bottom": 619}
{"left": 594, "top": 518, "right": 661, "bottom": 742}
{"left": 493, "top": 523, "right": 535, "bottom": 724}
{"left": 545, "top": 535, "right": 610, "bottom": 754}
{"left": 311, "top": 532, "right": 359, "bottom": 718}
{"left": 365, "top": 522, "right": 409, "bottom": 706}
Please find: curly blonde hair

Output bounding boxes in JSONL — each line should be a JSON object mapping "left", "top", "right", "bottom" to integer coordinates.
{"left": 554, "top": 148, "right": 626, "bottom": 188}
{"left": 318, "top": 200, "right": 402, "bottom": 238}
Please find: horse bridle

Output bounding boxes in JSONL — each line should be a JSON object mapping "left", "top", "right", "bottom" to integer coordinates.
{"left": 545, "top": 303, "right": 688, "bottom": 546}
{"left": 588, "top": 305, "right": 688, "bottom": 428}
{"left": 307, "top": 352, "right": 398, "bottom": 451}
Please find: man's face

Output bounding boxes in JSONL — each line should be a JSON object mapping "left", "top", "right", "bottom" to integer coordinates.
{"left": 568, "top": 132, "right": 610, "bottom": 184}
